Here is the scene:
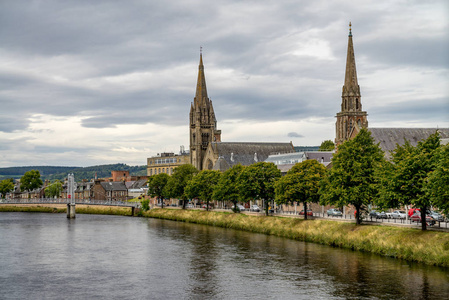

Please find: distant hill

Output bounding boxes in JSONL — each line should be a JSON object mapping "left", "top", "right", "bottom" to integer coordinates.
{"left": 0, "top": 164, "right": 147, "bottom": 181}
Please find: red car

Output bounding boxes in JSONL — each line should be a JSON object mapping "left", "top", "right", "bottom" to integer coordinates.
{"left": 410, "top": 212, "right": 433, "bottom": 224}
{"left": 299, "top": 210, "right": 313, "bottom": 216}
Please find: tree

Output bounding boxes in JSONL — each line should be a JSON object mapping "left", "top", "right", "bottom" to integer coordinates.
{"left": 319, "top": 140, "right": 335, "bottom": 151}
{"left": 320, "top": 128, "right": 384, "bottom": 225}
{"left": 275, "top": 160, "right": 326, "bottom": 220}
{"left": 427, "top": 143, "right": 449, "bottom": 215}
{"left": 20, "top": 170, "right": 43, "bottom": 192}
{"left": 381, "top": 131, "right": 441, "bottom": 230}
{"left": 164, "top": 164, "right": 198, "bottom": 209}
{"left": 44, "top": 180, "right": 62, "bottom": 198}
{"left": 147, "top": 173, "right": 170, "bottom": 208}
{"left": 185, "top": 170, "right": 221, "bottom": 211}
{"left": 0, "top": 178, "right": 14, "bottom": 198}
{"left": 213, "top": 164, "right": 245, "bottom": 212}
{"left": 238, "top": 162, "right": 281, "bottom": 216}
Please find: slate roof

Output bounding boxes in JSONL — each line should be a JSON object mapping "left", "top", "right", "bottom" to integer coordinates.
{"left": 211, "top": 142, "right": 294, "bottom": 170}
{"left": 369, "top": 128, "right": 449, "bottom": 155}
{"left": 100, "top": 181, "right": 127, "bottom": 191}
{"left": 127, "top": 179, "right": 148, "bottom": 189}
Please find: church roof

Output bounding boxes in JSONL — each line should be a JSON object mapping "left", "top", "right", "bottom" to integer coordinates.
{"left": 369, "top": 128, "right": 449, "bottom": 155}
{"left": 211, "top": 142, "right": 294, "bottom": 169}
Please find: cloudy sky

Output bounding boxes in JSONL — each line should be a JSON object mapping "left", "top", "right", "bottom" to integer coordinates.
{"left": 0, "top": 0, "right": 448, "bottom": 167}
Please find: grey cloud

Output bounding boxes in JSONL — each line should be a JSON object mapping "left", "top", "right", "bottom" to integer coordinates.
{"left": 287, "top": 132, "right": 304, "bottom": 138}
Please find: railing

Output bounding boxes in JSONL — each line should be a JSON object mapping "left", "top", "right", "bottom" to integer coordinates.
{"left": 0, "top": 198, "right": 140, "bottom": 208}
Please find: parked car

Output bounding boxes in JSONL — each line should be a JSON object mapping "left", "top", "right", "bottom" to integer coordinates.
{"left": 299, "top": 210, "right": 313, "bottom": 216}
{"left": 369, "top": 210, "right": 387, "bottom": 219}
{"left": 250, "top": 205, "right": 260, "bottom": 212}
{"left": 391, "top": 210, "right": 407, "bottom": 219}
{"left": 327, "top": 209, "right": 342, "bottom": 217}
{"left": 231, "top": 204, "right": 245, "bottom": 211}
{"left": 428, "top": 211, "right": 444, "bottom": 222}
{"left": 410, "top": 212, "right": 433, "bottom": 224}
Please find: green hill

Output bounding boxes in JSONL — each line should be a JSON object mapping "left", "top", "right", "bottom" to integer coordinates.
{"left": 0, "top": 164, "right": 147, "bottom": 181}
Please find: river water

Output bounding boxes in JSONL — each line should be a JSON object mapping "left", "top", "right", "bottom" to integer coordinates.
{"left": 0, "top": 212, "right": 448, "bottom": 300}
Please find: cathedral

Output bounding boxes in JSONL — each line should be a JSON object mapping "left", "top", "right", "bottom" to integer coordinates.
{"left": 336, "top": 23, "right": 449, "bottom": 153}
{"left": 189, "top": 52, "right": 294, "bottom": 171}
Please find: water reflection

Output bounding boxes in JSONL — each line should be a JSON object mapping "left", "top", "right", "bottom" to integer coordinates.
{"left": 147, "top": 219, "right": 449, "bottom": 300}
{"left": 0, "top": 213, "right": 448, "bottom": 300}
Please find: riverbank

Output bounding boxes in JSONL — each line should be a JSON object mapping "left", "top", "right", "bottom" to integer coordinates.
{"left": 2, "top": 204, "right": 449, "bottom": 267}
{"left": 0, "top": 204, "right": 133, "bottom": 216}
{"left": 144, "top": 208, "right": 449, "bottom": 268}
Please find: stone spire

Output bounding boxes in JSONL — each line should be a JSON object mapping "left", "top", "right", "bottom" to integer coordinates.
{"left": 194, "top": 51, "right": 209, "bottom": 108}
{"left": 335, "top": 23, "right": 368, "bottom": 146}
{"left": 343, "top": 22, "right": 360, "bottom": 98}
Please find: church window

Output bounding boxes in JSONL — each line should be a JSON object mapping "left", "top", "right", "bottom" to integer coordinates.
{"left": 356, "top": 98, "right": 359, "bottom": 110}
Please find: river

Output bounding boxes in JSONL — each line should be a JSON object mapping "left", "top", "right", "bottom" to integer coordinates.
{"left": 0, "top": 212, "right": 448, "bottom": 299}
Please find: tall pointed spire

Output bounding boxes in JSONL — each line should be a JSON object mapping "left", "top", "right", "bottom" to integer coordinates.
{"left": 195, "top": 48, "right": 208, "bottom": 106}
{"left": 343, "top": 22, "right": 359, "bottom": 95}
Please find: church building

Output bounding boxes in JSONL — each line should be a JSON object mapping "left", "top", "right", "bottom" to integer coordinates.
{"left": 335, "top": 23, "right": 449, "bottom": 154}
{"left": 189, "top": 52, "right": 294, "bottom": 171}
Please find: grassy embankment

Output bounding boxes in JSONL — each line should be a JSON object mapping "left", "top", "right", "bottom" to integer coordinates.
{"left": 0, "top": 204, "right": 133, "bottom": 216}
{"left": 144, "top": 208, "right": 449, "bottom": 268}
{"left": 2, "top": 205, "right": 448, "bottom": 267}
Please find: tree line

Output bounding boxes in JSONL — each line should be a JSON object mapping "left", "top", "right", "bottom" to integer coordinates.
{"left": 147, "top": 129, "right": 449, "bottom": 231}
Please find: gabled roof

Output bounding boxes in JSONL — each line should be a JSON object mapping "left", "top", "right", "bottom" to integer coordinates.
{"left": 369, "top": 128, "right": 449, "bottom": 155}
{"left": 100, "top": 181, "right": 127, "bottom": 191}
{"left": 211, "top": 142, "right": 294, "bottom": 168}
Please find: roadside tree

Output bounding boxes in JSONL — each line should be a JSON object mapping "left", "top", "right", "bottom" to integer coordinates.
{"left": 164, "top": 164, "right": 198, "bottom": 209}
{"left": 238, "top": 162, "right": 281, "bottom": 216}
{"left": 320, "top": 128, "right": 384, "bottom": 225}
{"left": 0, "top": 178, "right": 14, "bottom": 198}
{"left": 185, "top": 170, "right": 221, "bottom": 211}
{"left": 213, "top": 164, "right": 245, "bottom": 212}
{"left": 275, "top": 160, "right": 326, "bottom": 220}
{"left": 20, "top": 170, "right": 43, "bottom": 192}
{"left": 381, "top": 132, "right": 441, "bottom": 230}
{"left": 147, "top": 173, "right": 170, "bottom": 208}
{"left": 44, "top": 180, "right": 62, "bottom": 198}
{"left": 427, "top": 143, "right": 449, "bottom": 215}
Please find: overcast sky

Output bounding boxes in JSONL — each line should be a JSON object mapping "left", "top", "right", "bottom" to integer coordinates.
{"left": 0, "top": 0, "right": 448, "bottom": 167}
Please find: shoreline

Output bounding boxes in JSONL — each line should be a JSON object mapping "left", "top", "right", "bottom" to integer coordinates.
{"left": 2, "top": 205, "right": 448, "bottom": 268}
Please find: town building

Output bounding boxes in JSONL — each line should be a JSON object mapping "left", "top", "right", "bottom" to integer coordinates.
{"left": 147, "top": 149, "right": 190, "bottom": 176}
{"left": 265, "top": 151, "right": 334, "bottom": 174}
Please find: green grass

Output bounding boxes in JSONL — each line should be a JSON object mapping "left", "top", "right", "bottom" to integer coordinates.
{"left": 145, "top": 208, "right": 449, "bottom": 268}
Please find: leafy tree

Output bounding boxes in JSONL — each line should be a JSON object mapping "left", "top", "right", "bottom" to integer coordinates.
{"left": 20, "top": 170, "right": 43, "bottom": 192}
{"left": 427, "top": 143, "right": 449, "bottom": 215}
{"left": 213, "top": 164, "right": 245, "bottom": 212}
{"left": 141, "top": 199, "right": 150, "bottom": 211}
{"left": 0, "top": 178, "right": 14, "bottom": 198}
{"left": 238, "top": 162, "right": 281, "bottom": 216}
{"left": 275, "top": 160, "right": 326, "bottom": 220}
{"left": 185, "top": 170, "right": 221, "bottom": 211}
{"left": 381, "top": 132, "right": 441, "bottom": 230}
{"left": 319, "top": 140, "right": 335, "bottom": 151}
{"left": 320, "top": 128, "right": 384, "bottom": 225}
{"left": 44, "top": 180, "right": 62, "bottom": 198}
{"left": 147, "top": 173, "right": 170, "bottom": 208}
{"left": 164, "top": 164, "right": 198, "bottom": 209}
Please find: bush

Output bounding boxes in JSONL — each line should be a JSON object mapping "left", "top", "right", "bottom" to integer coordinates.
{"left": 141, "top": 199, "right": 150, "bottom": 211}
